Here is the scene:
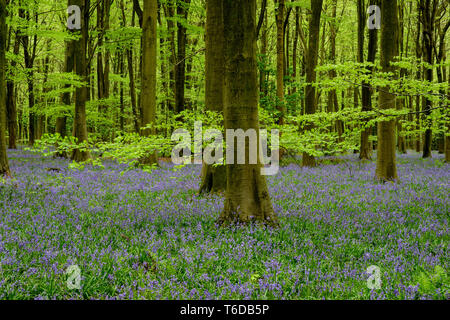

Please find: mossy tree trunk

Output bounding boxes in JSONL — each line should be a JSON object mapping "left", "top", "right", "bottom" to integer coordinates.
{"left": 0, "top": 0, "right": 11, "bottom": 176}
{"left": 218, "top": 0, "right": 278, "bottom": 227}
{"left": 199, "top": 0, "right": 226, "bottom": 194}
{"left": 375, "top": 0, "right": 399, "bottom": 181}
{"left": 302, "top": 0, "right": 323, "bottom": 167}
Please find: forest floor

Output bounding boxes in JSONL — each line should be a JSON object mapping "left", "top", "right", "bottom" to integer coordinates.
{"left": 0, "top": 149, "right": 448, "bottom": 300}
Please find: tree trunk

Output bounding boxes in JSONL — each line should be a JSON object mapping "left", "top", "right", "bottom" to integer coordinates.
{"left": 0, "top": 0, "right": 10, "bottom": 176}
{"left": 97, "top": 0, "right": 111, "bottom": 140}
{"left": 292, "top": 7, "right": 299, "bottom": 94}
{"left": 120, "top": 0, "right": 140, "bottom": 133}
{"left": 19, "top": 8, "right": 37, "bottom": 146}
{"left": 327, "top": 0, "right": 339, "bottom": 138}
{"left": 359, "top": 0, "right": 379, "bottom": 160}
{"left": 419, "top": 0, "right": 436, "bottom": 159}
{"left": 396, "top": 2, "right": 407, "bottom": 154}
{"left": 175, "top": 0, "right": 191, "bottom": 113}
{"left": 376, "top": 0, "right": 399, "bottom": 181}
{"left": 199, "top": 0, "right": 226, "bottom": 194}
{"left": 275, "top": 0, "right": 285, "bottom": 125}
{"left": 415, "top": 3, "right": 422, "bottom": 153}
{"left": 6, "top": 27, "right": 19, "bottom": 149}
{"left": 139, "top": 0, "right": 158, "bottom": 165}
{"left": 218, "top": 0, "right": 278, "bottom": 226}
{"left": 163, "top": 1, "right": 176, "bottom": 111}
{"left": 302, "top": 0, "right": 323, "bottom": 167}
{"left": 445, "top": 64, "right": 450, "bottom": 163}
{"left": 56, "top": 39, "right": 74, "bottom": 143}
{"left": 71, "top": 0, "right": 91, "bottom": 162}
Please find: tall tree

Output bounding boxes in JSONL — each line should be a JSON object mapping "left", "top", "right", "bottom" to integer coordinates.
{"left": 360, "top": 0, "right": 380, "bottom": 160}
{"left": 6, "top": 21, "right": 19, "bottom": 149}
{"left": 419, "top": 0, "right": 438, "bottom": 158}
{"left": 175, "top": 0, "right": 191, "bottom": 113}
{"left": 275, "top": 0, "right": 285, "bottom": 125}
{"left": 414, "top": 2, "right": 422, "bottom": 152}
{"left": 218, "top": 0, "right": 278, "bottom": 226}
{"left": 376, "top": 0, "right": 399, "bottom": 181}
{"left": 71, "top": 0, "right": 91, "bottom": 162}
{"left": 396, "top": 1, "right": 407, "bottom": 154}
{"left": 446, "top": 64, "right": 450, "bottom": 163}
{"left": 18, "top": 4, "right": 37, "bottom": 146}
{"left": 302, "top": 0, "right": 323, "bottom": 167}
{"left": 57, "top": 18, "right": 75, "bottom": 149}
{"left": 96, "top": 0, "right": 112, "bottom": 139}
{"left": 327, "top": 0, "right": 339, "bottom": 134}
{"left": 139, "top": 0, "right": 158, "bottom": 165}
{"left": 120, "top": 0, "right": 140, "bottom": 133}
{"left": 199, "top": 0, "right": 226, "bottom": 194}
{"left": 0, "top": 0, "right": 10, "bottom": 176}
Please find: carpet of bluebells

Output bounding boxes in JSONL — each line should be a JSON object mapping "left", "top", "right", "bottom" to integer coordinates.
{"left": 0, "top": 149, "right": 448, "bottom": 300}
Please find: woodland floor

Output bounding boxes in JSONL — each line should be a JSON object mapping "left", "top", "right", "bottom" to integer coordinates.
{"left": 0, "top": 149, "right": 448, "bottom": 299}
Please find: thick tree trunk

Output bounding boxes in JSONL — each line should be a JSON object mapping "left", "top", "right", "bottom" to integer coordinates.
{"left": 199, "top": 0, "right": 226, "bottom": 194}
{"left": 139, "top": 0, "right": 158, "bottom": 165}
{"left": 376, "top": 0, "right": 399, "bottom": 181}
{"left": 71, "top": 0, "right": 91, "bottom": 162}
{"left": 218, "top": 0, "right": 278, "bottom": 226}
{"left": 0, "top": 0, "right": 10, "bottom": 176}
{"left": 302, "top": 0, "right": 323, "bottom": 167}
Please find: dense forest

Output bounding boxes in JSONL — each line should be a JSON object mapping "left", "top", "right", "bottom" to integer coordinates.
{"left": 0, "top": 0, "right": 448, "bottom": 301}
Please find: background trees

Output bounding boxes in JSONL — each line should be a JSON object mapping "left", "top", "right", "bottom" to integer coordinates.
{"left": 302, "top": 0, "right": 323, "bottom": 167}
{"left": 0, "top": 0, "right": 447, "bottom": 179}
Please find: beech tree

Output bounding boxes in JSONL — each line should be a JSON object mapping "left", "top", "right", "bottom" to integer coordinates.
{"left": 139, "top": 0, "right": 158, "bottom": 165}
{"left": 359, "top": 0, "right": 380, "bottom": 160}
{"left": 6, "top": 15, "right": 19, "bottom": 150}
{"left": 199, "top": 0, "right": 226, "bottom": 194}
{"left": 275, "top": 0, "right": 285, "bottom": 125}
{"left": 375, "top": 0, "right": 399, "bottom": 181}
{"left": 302, "top": 0, "right": 323, "bottom": 167}
{"left": 71, "top": 0, "right": 91, "bottom": 162}
{"left": 218, "top": 0, "right": 278, "bottom": 226}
